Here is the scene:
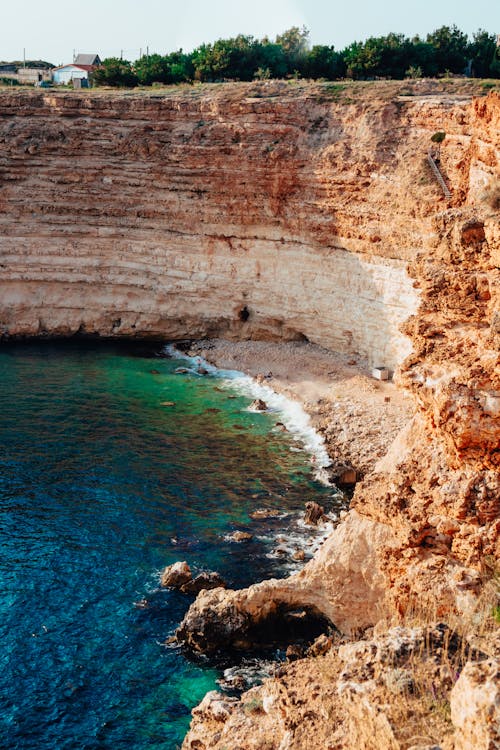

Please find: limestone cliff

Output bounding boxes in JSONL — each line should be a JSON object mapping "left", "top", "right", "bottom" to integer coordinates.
{"left": 3, "top": 79, "right": 490, "bottom": 369}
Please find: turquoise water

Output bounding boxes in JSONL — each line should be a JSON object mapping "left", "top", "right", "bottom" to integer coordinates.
{"left": 0, "top": 340, "right": 338, "bottom": 749}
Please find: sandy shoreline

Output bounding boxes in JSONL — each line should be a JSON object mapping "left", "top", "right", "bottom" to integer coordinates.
{"left": 187, "top": 339, "right": 414, "bottom": 483}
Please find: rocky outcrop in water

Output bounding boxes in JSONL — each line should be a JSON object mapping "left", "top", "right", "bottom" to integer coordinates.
{"left": 160, "top": 561, "right": 226, "bottom": 593}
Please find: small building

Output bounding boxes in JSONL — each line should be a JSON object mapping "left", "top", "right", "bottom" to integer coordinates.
{"left": 17, "top": 67, "right": 52, "bottom": 84}
{"left": 52, "top": 54, "right": 101, "bottom": 85}
{"left": 0, "top": 64, "right": 52, "bottom": 84}
{"left": 72, "top": 77, "right": 89, "bottom": 89}
{"left": 52, "top": 64, "right": 91, "bottom": 85}
{"left": 74, "top": 53, "right": 101, "bottom": 67}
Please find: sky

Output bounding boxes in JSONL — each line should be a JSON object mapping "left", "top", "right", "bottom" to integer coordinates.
{"left": 1, "top": 0, "right": 499, "bottom": 65}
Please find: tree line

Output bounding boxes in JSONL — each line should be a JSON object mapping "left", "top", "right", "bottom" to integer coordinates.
{"left": 92, "top": 26, "right": 500, "bottom": 87}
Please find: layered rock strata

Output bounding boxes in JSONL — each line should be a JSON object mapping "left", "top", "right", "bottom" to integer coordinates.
{"left": 1, "top": 80, "right": 481, "bottom": 369}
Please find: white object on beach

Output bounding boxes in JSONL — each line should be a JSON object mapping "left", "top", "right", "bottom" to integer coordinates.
{"left": 372, "top": 366, "right": 390, "bottom": 381}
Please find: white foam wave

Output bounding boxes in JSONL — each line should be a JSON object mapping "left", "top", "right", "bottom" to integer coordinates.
{"left": 164, "top": 345, "right": 332, "bottom": 484}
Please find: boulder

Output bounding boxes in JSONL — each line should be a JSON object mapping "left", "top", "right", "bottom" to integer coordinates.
{"left": 285, "top": 643, "right": 304, "bottom": 661}
{"left": 306, "top": 633, "right": 333, "bottom": 657}
{"left": 304, "top": 501, "right": 326, "bottom": 525}
{"left": 227, "top": 531, "right": 253, "bottom": 543}
{"left": 181, "top": 572, "right": 227, "bottom": 594}
{"left": 160, "top": 561, "right": 192, "bottom": 588}
{"left": 450, "top": 658, "right": 500, "bottom": 750}
{"left": 249, "top": 399, "right": 268, "bottom": 411}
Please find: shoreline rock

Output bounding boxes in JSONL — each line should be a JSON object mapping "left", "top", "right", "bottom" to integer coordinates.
{"left": 249, "top": 398, "right": 268, "bottom": 412}
{"left": 160, "top": 561, "right": 226, "bottom": 594}
{"left": 226, "top": 531, "right": 253, "bottom": 543}
{"left": 304, "top": 501, "right": 327, "bottom": 526}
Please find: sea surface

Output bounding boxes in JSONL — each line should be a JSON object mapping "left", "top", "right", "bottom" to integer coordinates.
{"left": 0, "top": 340, "right": 342, "bottom": 749}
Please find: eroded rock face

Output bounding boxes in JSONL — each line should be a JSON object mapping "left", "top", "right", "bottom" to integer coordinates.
{"left": 0, "top": 81, "right": 497, "bottom": 748}
{"left": 182, "top": 624, "right": 494, "bottom": 750}
{"left": 176, "top": 510, "right": 399, "bottom": 649}
{"left": 0, "top": 81, "right": 464, "bottom": 369}
{"left": 450, "top": 659, "right": 500, "bottom": 750}
{"left": 177, "top": 90, "right": 499, "bottom": 652}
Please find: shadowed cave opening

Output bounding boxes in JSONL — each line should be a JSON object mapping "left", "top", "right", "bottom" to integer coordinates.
{"left": 179, "top": 604, "right": 333, "bottom": 657}
{"left": 242, "top": 605, "right": 332, "bottom": 650}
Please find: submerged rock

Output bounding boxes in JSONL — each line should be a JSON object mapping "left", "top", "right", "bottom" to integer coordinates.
{"left": 227, "top": 531, "right": 253, "bottom": 543}
{"left": 249, "top": 508, "right": 282, "bottom": 520}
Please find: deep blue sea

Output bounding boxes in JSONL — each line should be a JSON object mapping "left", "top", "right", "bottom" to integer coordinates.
{"left": 0, "top": 341, "right": 340, "bottom": 749}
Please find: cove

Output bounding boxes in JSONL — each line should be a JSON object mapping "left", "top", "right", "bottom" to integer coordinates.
{"left": 0, "top": 340, "right": 341, "bottom": 749}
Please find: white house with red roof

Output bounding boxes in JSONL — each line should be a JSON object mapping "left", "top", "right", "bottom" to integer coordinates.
{"left": 52, "top": 54, "right": 101, "bottom": 85}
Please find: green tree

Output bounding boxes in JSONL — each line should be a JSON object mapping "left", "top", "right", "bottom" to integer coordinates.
{"left": 275, "top": 26, "right": 310, "bottom": 74}
{"left": 92, "top": 58, "right": 138, "bottom": 87}
{"left": 409, "top": 38, "right": 438, "bottom": 76}
{"left": 191, "top": 37, "right": 255, "bottom": 81}
{"left": 134, "top": 51, "right": 193, "bottom": 85}
{"left": 342, "top": 41, "right": 365, "bottom": 79}
{"left": 376, "top": 33, "right": 414, "bottom": 78}
{"left": 254, "top": 40, "right": 288, "bottom": 78}
{"left": 468, "top": 30, "right": 497, "bottom": 77}
{"left": 191, "top": 35, "right": 287, "bottom": 81}
{"left": 134, "top": 53, "right": 170, "bottom": 85}
{"left": 426, "top": 25, "right": 468, "bottom": 74}
{"left": 303, "top": 45, "right": 344, "bottom": 79}
{"left": 343, "top": 34, "right": 415, "bottom": 79}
